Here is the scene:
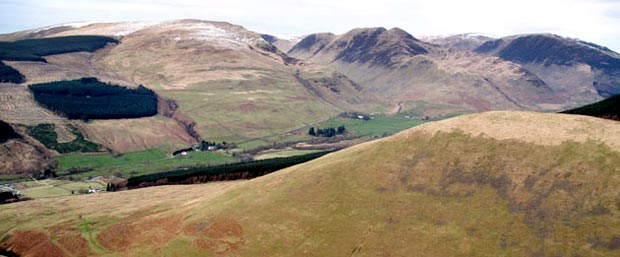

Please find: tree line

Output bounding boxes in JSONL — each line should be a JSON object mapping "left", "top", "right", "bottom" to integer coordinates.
{"left": 0, "top": 120, "right": 20, "bottom": 143}
{"left": 0, "top": 35, "right": 118, "bottom": 62}
{"left": 29, "top": 77, "right": 158, "bottom": 120}
{"left": 561, "top": 94, "right": 619, "bottom": 121}
{"left": 308, "top": 126, "right": 346, "bottom": 137}
{"left": 108, "top": 150, "right": 334, "bottom": 191}
{"left": 172, "top": 140, "right": 235, "bottom": 156}
{"left": 0, "top": 62, "right": 24, "bottom": 83}
{"left": 0, "top": 35, "right": 118, "bottom": 83}
{"left": 26, "top": 123, "right": 100, "bottom": 153}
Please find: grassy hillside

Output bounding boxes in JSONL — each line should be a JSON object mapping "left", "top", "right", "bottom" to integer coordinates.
{"left": 87, "top": 20, "right": 374, "bottom": 143}
{"left": 2, "top": 21, "right": 381, "bottom": 154}
{"left": 561, "top": 94, "right": 620, "bottom": 120}
{"left": 2, "top": 111, "right": 620, "bottom": 256}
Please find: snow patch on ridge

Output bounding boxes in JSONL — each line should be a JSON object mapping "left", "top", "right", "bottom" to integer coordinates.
{"left": 31, "top": 21, "right": 96, "bottom": 33}
{"left": 177, "top": 23, "right": 263, "bottom": 49}
{"left": 108, "top": 21, "right": 162, "bottom": 36}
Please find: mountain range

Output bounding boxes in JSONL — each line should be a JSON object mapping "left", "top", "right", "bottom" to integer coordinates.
{"left": 1, "top": 19, "right": 620, "bottom": 174}
{"left": 1, "top": 19, "right": 620, "bottom": 257}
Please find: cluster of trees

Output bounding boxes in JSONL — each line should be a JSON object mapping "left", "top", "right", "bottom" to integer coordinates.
{"left": 0, "top": 62, "right": 24, "bottom": 83}
{"left": 109, "top": 150, "right": 333, "bottom": 190}
{"left": 308, "top": 126, "right": 346, "bottom": 137}
{"left": 29, "top": 78, "right": 158, "bottom": 120}
{"left": 0, "top": 36, "right": 118, "bottom": 83}
{"left": 0, "top": 120, "right": 20, "bottom": 143}
{"left": 339, "top": 111, "right": 372, "bottom": 120}
{"left": 106, "top": 180, "right": 127, "bottom": 192}
{"left": 172, "top": 140, "right": 235, "bottom": 156}
{"left": 27, "top": 123, "right": 100, "bottom": 153}
{"left": 197, "top": 140, "right": 234, "bottom": 151}
{"left": 561, "top": 94, "right": 619, "bottom": 121}
{"left": 0, "top": 191, "right": 21, "bottom": 204}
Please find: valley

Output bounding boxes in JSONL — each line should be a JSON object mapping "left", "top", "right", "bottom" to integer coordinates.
{"left": 2, "top": 111, "right": 620, "bottom": 256}
{"left": 0, "top": 17, "right": 619, "bottom": 256}
{"left": 1, "top": 20, "right": 619, "bottom": 186}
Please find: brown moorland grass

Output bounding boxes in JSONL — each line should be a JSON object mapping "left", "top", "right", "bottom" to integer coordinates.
{"left": 413, "top": 110, "right": 620, "bottom": 150}
{"left": 1, "top": 230, "right": 65, "bottom": 257}
{"left": 1, "top": 111, "right": 619, "bottom": 256}
{"left": 57, "top": 234, "right": 94, "bottom": 257}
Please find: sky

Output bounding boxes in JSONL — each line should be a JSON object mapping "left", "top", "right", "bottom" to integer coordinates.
{"left": 1, "top": 0, "right": 619, "bottom": 52}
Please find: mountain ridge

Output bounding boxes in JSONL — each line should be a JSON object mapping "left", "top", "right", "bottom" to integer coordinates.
{"left": 475, "top": 33, "right": 620, "bottom": 99}
{"left": 289, "top": 27, "right": 566, "bottom": 116}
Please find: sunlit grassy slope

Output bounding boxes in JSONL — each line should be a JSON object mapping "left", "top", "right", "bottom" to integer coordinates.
{"left": 1, "top": 111, "right": 620, "bottom": 257}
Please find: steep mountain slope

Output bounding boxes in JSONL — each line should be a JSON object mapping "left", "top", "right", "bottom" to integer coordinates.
{"left": 0, "top": 120, "right": 55, "bottom": 175}
{"left": 289, "top": 28, "right": 566, "bottom": 116}
{"left": 475, "top": 34, "right": 620, "bottom": 103}
{"left": 260, "top": 34, "right": 302, "bottom": 53}
{"left": 419, "top": 33, "right": 494, "bottom": 51}
{"left": 0, "top": 20, "right": 379, "bottom": 152}
{"left": 2, "top": 111, "right": 620, "bottom": 256}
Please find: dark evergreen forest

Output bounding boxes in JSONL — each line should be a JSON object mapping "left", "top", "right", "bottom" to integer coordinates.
{"left": 29, "top": 78, "right": 158, "bottom": 120}
{"left": 0, "top": 62, "right": 24, "bottom": 83}
{"left": 0, "top": 35, "right": 118, "bottom": 62}
{"left": 0, "top": 120, "right": 20, "bottom": 143}
{"left": 561, "top": 94, "right": 620, "bottom": 121}
{"left": 116, "top": 150, "right": 334, "bottom": 190}
{"left": 0, "top": 35, "right": 118, "bottom": 83}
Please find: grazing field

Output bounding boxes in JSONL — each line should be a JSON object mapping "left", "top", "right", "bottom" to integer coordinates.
{"left": 16, "top": 179, "right": 106, "bottom": 198}
{"left": 56, "top": 149, "right": 236, "bottom": 179}
{"left": 316, "top": 115, "right": 427, "bottom": 138}
{"left": 123, "top": 150, "right": 334, "bottom": 188}
{"left": 233, "top": 115, "right": 431, "bottom": 150}
{"left": 254, "top": 149, "right": 322, "bottom": 160}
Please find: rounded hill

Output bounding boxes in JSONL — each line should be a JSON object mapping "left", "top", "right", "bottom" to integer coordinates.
{"left": 2, "top": 111, "right": 620, "bottom": 257}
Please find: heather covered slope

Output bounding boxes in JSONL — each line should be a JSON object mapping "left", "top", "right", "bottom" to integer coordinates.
{"left": 289, "top": 28, "right": 566, "bottom": 116}
{"left": 2, "top": 111, "right": 620, "bottom": 256}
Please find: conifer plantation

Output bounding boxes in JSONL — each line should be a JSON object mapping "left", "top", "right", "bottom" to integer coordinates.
{"left": 29, "top": 78, "right": 158, "bottom": 120}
